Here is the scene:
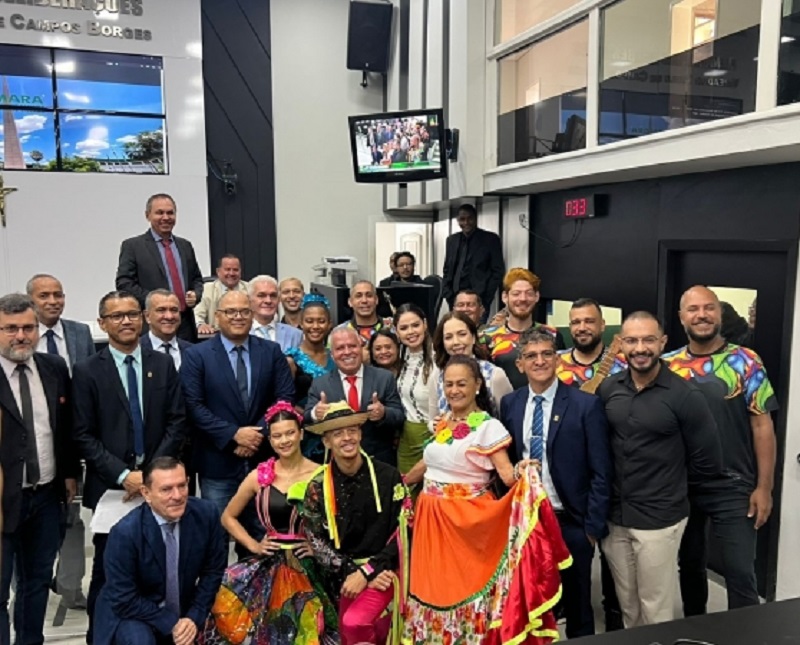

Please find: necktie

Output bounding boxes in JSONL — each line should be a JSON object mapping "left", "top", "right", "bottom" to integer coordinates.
{"left": 163, "top": 342, "right": 172, "bottom": 355}
{"left": 163, "top": 522, "right": 180, "bottom": 617}
{"left": 529, "top": 395, "right": 544, "bottom": 463}
{"left": 345, "top": 375, "right": 360, "bottom": 411}
{"left": 234, "top": 346, "right": 249, "bottom": 407}
{"left": 44, "top": 329, "right": 58, "bottom": 356}
{"left": 124, "top": 355, "right": 146, "bottom": 459}
{"left": 16, "top": 365, "right": 40, "bottom": 485}
{"left": 160, "top": 238, "right": 186, "bottom": 311}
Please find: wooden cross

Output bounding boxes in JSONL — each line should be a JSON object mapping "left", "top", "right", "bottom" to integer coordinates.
{"left": 0, "top": 173, "right": 18, "bottom": 227}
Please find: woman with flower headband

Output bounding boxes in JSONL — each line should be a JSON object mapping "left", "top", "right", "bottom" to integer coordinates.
{"left": 401, "top": 355, "right": 571, "bottom": 645}
{"left": 198, "top": 402, "right": 338, "bottom": 645}
{"left": 285, "top": 293, "right": 335, "bottom": 462}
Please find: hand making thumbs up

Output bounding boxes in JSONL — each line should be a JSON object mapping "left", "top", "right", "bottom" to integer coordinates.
{"left": 315, "top": 391, "right": 331, "bottom": 421}
{"left": 366, "top": 391, "right": 385, "bottom": 422}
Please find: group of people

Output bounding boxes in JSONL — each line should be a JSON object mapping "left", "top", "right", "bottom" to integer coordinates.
{"left": 363, "top": 118, "right": 435, "bottom": 167}
{"left": 0, "top": 191, "right": 777, "bottom": 645}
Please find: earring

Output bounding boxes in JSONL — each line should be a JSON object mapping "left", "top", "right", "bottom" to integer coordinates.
{"left": 476, "top": 390, "right": 480, "bottom": 395}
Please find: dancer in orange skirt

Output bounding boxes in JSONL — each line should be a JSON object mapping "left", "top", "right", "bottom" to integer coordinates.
{"left": 402, "top": 355, "right": 571, "bottom": 645}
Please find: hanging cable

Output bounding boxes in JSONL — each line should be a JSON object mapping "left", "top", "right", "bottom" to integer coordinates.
{"left": 518, "top": 213, "right": 584, "bottom": 249}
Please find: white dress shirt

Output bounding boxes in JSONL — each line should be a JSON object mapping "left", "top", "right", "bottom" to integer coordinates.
{"left": 148, "top": 331, "right": 181, "bottom": 371}
{"left": 37, "top": 320, "right": 70, "bottom": 373}
{"left": 251, "top": 318, "right": 278, "bottom": 342}
{"left": 339, "top": 365, "right": 364, "bottom": 409}
{"left": 0, "top": 354, "right": 56, "bottom": 486}
{"left": 522, "top": 378, "right": 563, "bottom": 510}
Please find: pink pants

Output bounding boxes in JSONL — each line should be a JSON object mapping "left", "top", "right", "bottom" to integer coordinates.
{"left": 339, "top": 585, "right": 394, "bottom": 645}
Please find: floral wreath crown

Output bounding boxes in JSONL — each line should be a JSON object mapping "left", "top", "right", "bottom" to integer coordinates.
{"left": 301, "top": 293, "right": 330, "bottom": 310}
{"left": 264, "top": 400, "right": 303, "bottom": 427}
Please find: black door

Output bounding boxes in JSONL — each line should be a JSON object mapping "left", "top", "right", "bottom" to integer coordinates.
{"left": 657, "top": 240, "right": 797, "bottom": 601}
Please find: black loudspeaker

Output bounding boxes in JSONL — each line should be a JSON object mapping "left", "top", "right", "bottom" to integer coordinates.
{"left": 347, "top": 0, "right": 393, "bottom": 73}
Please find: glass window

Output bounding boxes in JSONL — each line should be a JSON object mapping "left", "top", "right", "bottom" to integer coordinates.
{"left": 599, "top": 0, "right": 761, "bottom": 144}
{"left": 0, "top": 44, "right": 166, "bottom": 173}
{"left": 497, "top": 20, "right": 588, "bottom": 165}
{"left": 778, "top": 1, "right": 800, "bottom": 105}
{"left": 495, "top": 0, "right": 583, "bottom": 44}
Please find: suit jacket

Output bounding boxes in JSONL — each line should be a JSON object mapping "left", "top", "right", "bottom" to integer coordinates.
{"left": 250, "top": 320, "right": 302, "bottom": 353}
{"left": 139, "top": 333, "right": 192, "bottom": 356}
{"left": 193, "top": 279, "right": 249, "bottom": 329}
{"left": 72, "top": 346, "right": 187, "bottom": 510}
{"left": 442, "top": 227, "right": 505, "bottom": 307}
{"left": 180, "top": 335, "right": 295, "bottom": 479}
{"left": 93, "top": 497, "right": 226, "bottom": 645}
{"left": 61, "top": 318, "right": 95, "bottom": 367}
{"left": 0, "top": 353, "right": 79, "bottom": 533}
{"left": 500, "top": 381, "right": 613, "bottom": 539}
{"left": 115, "top": 230, "right": 205, "bottom": 342}
{"left": 304, "top": 365, "right": 404, "bottom": 464}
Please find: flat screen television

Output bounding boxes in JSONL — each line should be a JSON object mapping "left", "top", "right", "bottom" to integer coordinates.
{"left": 348, "top": 108, "right": 447, "bottom": 183}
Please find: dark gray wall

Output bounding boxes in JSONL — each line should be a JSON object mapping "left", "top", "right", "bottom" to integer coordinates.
{"left": 202, "top": 0, "right": 276, "bottom": 279}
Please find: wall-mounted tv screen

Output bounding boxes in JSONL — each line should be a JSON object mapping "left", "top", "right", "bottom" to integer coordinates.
{"left": 348, "top": 108, "right": 446, "bottom": 183}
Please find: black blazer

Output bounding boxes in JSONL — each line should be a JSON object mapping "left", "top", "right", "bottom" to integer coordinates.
{"left": 115, "top": 230, "right": 205, "bottom": 342}
{"left": 442, "top": 227, "right": 505, "bottom": 307}
{"left": 0, "top": 353, "right": 80, "bottom": 533}
{"left": 72, "top": 346, "right": 187, "bottom": 510}
{"left": 303, "top": 365, "right": 404, "bottom": 464}
{"left": 94, "top": 497, "right": 226, "bottom": 645}
{"left": 500, "top": 381, "right": 613, "bottom": 540}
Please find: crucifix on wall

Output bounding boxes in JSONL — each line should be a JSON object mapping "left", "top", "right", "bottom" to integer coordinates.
{"left": 0, "top": 173, "right": 18, "bottom": 227}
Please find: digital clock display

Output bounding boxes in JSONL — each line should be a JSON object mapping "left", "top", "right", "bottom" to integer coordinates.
{"left": 563, "top": 195, "right": 595, "bottom": 219}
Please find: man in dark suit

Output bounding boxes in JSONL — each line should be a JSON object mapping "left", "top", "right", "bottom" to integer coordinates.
{"left": 116, "top": 193, "right": 205, "bottom": 343}
{"left": 94, "top": 457, "right": 225, "bottom": 645}
{"left": 27, "top": 273, "right": 95, "bottom": 609}
{"left": 180, "top": 290, "right": 294, "bottom": 526}
{"left": 0, "top": 293, "right": 80, "bottom": 645}
{"left": 442, "top": 204, "right": 505, "bottom": 317}
{"left": 304, "top": 326, "right": 404, "bottom": 465}
{"left": 72, "top": 290, "right": 186, "bottom": 644}
{"left": 500, "top": 328, "right": 612, "bottom": 638}
{"left": 141, "top": 290, "right": 191, "bottom": 372}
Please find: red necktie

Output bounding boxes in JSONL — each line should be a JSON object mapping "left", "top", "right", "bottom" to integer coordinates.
{"left": 161, "top": 239, "right": 186, "bottom": 311}
{"left": 346, "top": 375, "right": 360, "bottom": 411}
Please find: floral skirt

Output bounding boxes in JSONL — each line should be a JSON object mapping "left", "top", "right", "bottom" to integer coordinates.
{"left": 198, "top": 550, "right": 339, "bottom": 645}
{"left": 401, "top": 474, "right": 572, "bottom": 645}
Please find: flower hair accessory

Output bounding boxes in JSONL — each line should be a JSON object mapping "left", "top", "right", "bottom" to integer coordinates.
{"left": 302, "top": 293, "right": 330, "bottom": 310}
{"left": 264, "top": 400, "right": 303, "bottom": 427}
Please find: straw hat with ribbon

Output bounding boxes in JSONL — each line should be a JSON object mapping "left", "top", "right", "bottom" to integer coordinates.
{"left": 306, "top": 401, "right": 369, "bottom": 436}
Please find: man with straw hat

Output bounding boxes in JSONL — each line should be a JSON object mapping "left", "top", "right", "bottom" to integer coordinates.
{"left": 302, "top": 401, "right": 411, "bottom": 645}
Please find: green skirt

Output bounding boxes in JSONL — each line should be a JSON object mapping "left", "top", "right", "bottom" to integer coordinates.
{"left": 397, "top": 420, "right": 430, "bottom": 475}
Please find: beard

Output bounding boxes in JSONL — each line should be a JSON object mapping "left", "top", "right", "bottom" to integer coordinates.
{"left": 573, "top": 333, "right": 602, "bottom": 353}
{"left": 0, "top": 342, "right": 35, "bottom": 363}
{"left": 685, "top": 321, "right": 721, "bottom": 343}
{"left": 627, "top": 351, "right": 659, "bottom": 374}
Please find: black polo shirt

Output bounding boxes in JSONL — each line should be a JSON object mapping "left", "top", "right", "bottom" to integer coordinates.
{"left": 598, "top": 361, "right": 722, "bottom": 530}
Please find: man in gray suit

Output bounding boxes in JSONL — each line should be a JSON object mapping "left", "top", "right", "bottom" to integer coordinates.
{"left": 304, "top": 327, "right": 403, "bottom": 465}
{"left": 27, "top": 273, "right": 94, "bottom": 610}
{"left": 248, "top": 275, "right": 301, "bottom": 353}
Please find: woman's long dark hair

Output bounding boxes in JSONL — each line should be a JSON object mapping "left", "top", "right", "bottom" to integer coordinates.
{"left": 393, "top": 303, "right": 433, "bottom": 384}
{"left": 368, "top": 328, "right": 402, "bottom": 374}
{"left": 442, "top": 354, "right": 492, "bottom": 414}
{"left": 432, "top": 311, "right": 480, "bottom": 370}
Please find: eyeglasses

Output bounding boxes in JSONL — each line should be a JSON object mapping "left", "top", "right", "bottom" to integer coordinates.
{"left": 101, "top": 311, "right": 142, "bottom": 323}
{"left": 0, "top": 324, "right": 38, "bottom": 336}
{"left": 520, "top": 350, "right": 557, "bottom": 361}
{"left": 620, "top": 336, "right": 662, "bottom": 347}
{"left": 220, "top": 308, "right": 252, "bottom": 319}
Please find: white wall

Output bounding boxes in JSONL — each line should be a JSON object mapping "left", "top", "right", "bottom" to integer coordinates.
{"left": 271, "top": 0, "right": 385, "bottom": 286}
{"left": 0, "top": 0, "right": 207, "bottom": 323}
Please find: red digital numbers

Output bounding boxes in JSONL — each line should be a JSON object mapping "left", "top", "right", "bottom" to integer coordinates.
{"left": 565, "top": 198, "right": 587, "bottom": 218}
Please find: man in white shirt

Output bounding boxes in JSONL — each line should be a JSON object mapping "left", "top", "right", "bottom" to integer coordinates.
{"left": 26, "top": 273, "right": 93, "bottom": 610}
{"left": 248, "top": 275, "right": 301, "bottom": 352}
{"left": 142, "top": 289, "right": 191, "bottom": 372}
{"left": 195, "top": 255, "right": 249, "bottom": 335}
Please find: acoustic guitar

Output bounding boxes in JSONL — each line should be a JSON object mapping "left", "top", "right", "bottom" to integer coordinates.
{"left": 579, "top": 335, "right": 623, "bottom": 395}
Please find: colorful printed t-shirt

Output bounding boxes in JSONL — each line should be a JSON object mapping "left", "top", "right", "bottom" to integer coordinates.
{"left": 479, "top": 322, "right": 565, "bottom": 390}
{"left": 556, "top": 347, "right": 628, "bottom": 388}
{"left": 663, "top": 343, "right": 778, "bottom": 490}
{"left": 335, "top": 318, "right": 391, "bottom": 345}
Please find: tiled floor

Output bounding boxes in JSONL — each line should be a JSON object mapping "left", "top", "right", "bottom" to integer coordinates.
{"left": 33, "top": 545, "right": 731, "bottom": 644}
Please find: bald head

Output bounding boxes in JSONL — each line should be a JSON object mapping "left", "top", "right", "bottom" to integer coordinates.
{"left": 678, "top": 285, "right": 722, "bottom": 345}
